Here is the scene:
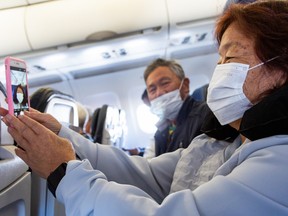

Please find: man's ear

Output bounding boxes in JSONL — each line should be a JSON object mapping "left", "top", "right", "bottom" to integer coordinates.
{"left": 181, "top": 77, "right": 190, "bottom": 99}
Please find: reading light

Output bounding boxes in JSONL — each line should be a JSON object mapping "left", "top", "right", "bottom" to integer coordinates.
{"left": 101, "top": 52, "right": 111, "bottom": 59}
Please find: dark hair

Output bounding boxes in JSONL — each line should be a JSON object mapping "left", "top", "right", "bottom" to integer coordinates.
{"left": 215, "top": 0, "right": 288, "bottom": 82}
{"left": 30, "top": 87, "right": 74, "bottom": 113}
{"left": 143, "top": 58, "right": 185, "bottom": 82}
{"left": 13, "top": 84, "right": 28, "bottom": 105}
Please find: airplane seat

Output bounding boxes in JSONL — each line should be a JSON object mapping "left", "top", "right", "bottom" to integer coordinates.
{"left": 91, "top": 105, "right": 124, "bottom": 148}
{"left": 91, "top": 104, "right": 111, "bottom": 144}
{"left": 114, "top": 109, "right": 127, "bottom": 149}
{"left": 90, "top": 107, "right": 101, "bottom": 142}
{"left": 0, "top": 89, "right": 31, "bottom": 216}
{"left": 76, "top": 102, "right": 89, "bottom": 132}
{"left": 191, "top": 83, "right": 209, "bottom": 102}
{"left": 29, "top": 87, "right": 79, "bottom": 216}
{"left": 75, "top": 102, "right": 93, "bottom": 141}
{"left": 102, "top": 106, "right": 121, "bottom": 146}
{"left": 30, "top": 87, "right": 79, "bottom": 126}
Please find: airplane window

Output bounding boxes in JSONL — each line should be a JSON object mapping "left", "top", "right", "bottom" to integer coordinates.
{"left": 136, "top": 104, "right": 158, "bottom": 134}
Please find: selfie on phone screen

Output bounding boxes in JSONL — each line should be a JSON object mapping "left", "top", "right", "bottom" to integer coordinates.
{"left": 5, "top": 56, "right": 29, "bottom": 116}
{"left": 11, "top": 68, "right": 29, "bottom": 116}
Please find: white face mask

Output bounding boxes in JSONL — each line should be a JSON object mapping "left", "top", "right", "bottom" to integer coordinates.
{"left": 150, "top": 80, "right": 184, "bottom": 121}
{"left": 17, "top": 93, "right": 24, "bottom": 103}
{"left": 207, "top": 57, "right": 278, "bottom": 125}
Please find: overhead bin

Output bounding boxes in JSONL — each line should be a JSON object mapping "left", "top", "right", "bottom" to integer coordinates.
{"left": 166, "top": 0, "right": 227, "bottom": 58}
{"left": 167, "top": 0, "right": 227, "bottom": 27}
{"left": 0, "top": 0, "right": 54, "bottom": 56}
{"left": 0, "top": 0, "right": 228, "bottom": 68}
{"left": 27, "top": 0, "right": 52, "bottom": 4}
{"left": 0, "top": 0, "right": 51, "bottom": 10}
{"left": 167, "top": 0, "right": 227, "bottom": 47}
{"left": 25, "top": 0, "right": 168, "bottom": 50}
{"left": 0, "top": 0, "right": 167, "bottom": 57}
{"left": 0, "top": 7, "right": 31, "bottom": 56}
{"left": 0, "top": 0, "right": 27, "bottom": 9}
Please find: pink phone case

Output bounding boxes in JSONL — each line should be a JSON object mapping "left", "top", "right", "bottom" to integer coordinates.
{"left": 4, "top": 56, "right": 29, "bottom": 116}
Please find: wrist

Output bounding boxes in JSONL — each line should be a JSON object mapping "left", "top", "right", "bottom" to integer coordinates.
{"left": 47, "top": 162, "right": 67, "bottom": 197}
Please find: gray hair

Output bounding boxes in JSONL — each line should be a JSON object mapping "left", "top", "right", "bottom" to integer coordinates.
{"left": 143, "top": 58, "right": 185, "bottom": 82}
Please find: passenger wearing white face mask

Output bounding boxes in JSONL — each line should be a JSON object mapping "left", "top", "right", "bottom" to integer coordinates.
{"left": 12, "top": 84, "right": 29, "bottom": 116}
{"left": 143, "top": 58, "right": 210, "bottom": 158}
{"left": 4, "top": 2, "right": 288, "bottom": 215}
{"left": 149, "top": 79, "right": 184, "bottom": 122}
{"left": 207, "top": 56, "right": 279, "bottom": 126}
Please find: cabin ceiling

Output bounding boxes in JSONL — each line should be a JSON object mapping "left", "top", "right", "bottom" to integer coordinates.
{"left": 0, "top": 0, "right": 227, "bottom": 81}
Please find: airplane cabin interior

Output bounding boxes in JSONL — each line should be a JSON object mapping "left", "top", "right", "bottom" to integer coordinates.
{"left": 0, "top": 0, "right": 231, "bottom": 215}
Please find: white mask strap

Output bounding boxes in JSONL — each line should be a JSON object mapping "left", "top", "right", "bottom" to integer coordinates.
{"left": 179, "top": 79, "right": 184, "bottom": 91}
{"left": 249, "top": 56, "right": 280, "bottom": 71}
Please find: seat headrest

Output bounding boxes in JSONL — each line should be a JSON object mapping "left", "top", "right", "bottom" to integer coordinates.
{"left": 30, "top": 87, "right": 74, "bottom": 113}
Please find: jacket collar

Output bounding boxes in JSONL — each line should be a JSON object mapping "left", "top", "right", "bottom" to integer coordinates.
{"left": 240, "top": 85, "right": 288, "bottom": 140}
{"left": 202, "top": 85, "right": 288, "bottom": 142}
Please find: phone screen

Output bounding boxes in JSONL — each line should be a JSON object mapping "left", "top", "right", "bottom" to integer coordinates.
{"left": 10, "top": 66, "right": 29, "bottom": 116}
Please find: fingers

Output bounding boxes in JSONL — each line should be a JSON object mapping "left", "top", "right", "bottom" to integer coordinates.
{"left": 24, "top": 111, "right": 61, "bottom": 134}
{"left": 1, "top": 116, "right": 9, "bottom": 126}
{"left": 0, "top": 107, "right": 8, "bottom": 117}
{"left": 25, "top": 107, "right": 41, "bottom": 113}
{"left": 25, "top": 110, "right": 51, "bottom": 125}
{"left": 15, "top": 147, "right": 28, "bottom": 162}
{"left": 4, "top": 112, "right": 75, "bottom": 179}
{"left": 18, "top": 114, "right": 49, "bottom": 135}
{"left": 4, "top": 114, "right": 50, "bottom": 150}
{"left": 5, "top": 115, "right": 35, "bottom": 151}
{"left": 7, "top": 125, "right": 30, "bottom": 151}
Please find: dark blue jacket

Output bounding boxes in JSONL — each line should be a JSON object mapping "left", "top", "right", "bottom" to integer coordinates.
{"left": 154, "top": 96, "right": 209, "bottom": 156}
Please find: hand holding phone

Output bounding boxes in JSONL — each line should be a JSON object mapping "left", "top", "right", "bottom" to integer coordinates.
{"left": 5, "top": 56, "right": 29, "bottom": 116}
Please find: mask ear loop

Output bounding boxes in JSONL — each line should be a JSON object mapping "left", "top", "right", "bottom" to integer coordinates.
{"left": 178, "top": 79, "right": 185, "bottom": 91}
{"left": 249, "top": 56, "right": 280, "bottom": 71}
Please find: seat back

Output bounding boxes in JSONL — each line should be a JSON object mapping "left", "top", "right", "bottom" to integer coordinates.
{"left": 44, "top": 95, "right": 79, "bottom": 126}
{"left": 115, "top": 109, "right": 127, "bottom": 149}
{"left": 0, "top": 83, "right": 31, "bottom": 216}
{"left": 191, "top": 84, "right": 209, "bottom": 102}
{"left": 93, "top": 105, "right": 108, "bottom": 144}
{"left": 30, "top": 87, "right": 79, "bottom": 216}
{"left": 30, "top": 87, "right": 79, "bottom": 126}
{"left": 90, "top": 107, "right": 101, "bottom": 141}
{"left": 91, "top": 105, "right": 126, "bottom": 148}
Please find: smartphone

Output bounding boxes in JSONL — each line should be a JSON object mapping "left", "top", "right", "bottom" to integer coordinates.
{"left": 5, "top": 56, "right": 29, "bottom": 116}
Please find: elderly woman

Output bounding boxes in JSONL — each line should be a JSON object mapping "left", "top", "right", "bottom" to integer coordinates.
{"left": 1, "top": 1, "right": 288, "bottom": 215}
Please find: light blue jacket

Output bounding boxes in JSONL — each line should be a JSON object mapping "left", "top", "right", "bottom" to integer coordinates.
{"left": 57, "top": 126, "right": 288, "bottom": 215}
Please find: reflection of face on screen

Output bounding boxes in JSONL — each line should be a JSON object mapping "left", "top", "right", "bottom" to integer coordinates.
{"left": 11, "top": 67, "right": 28, "bottom": 116}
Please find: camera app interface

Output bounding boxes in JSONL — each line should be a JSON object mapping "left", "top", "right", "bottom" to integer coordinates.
{"left": 11, "top": 66, "right": 29, "bottom": 116}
